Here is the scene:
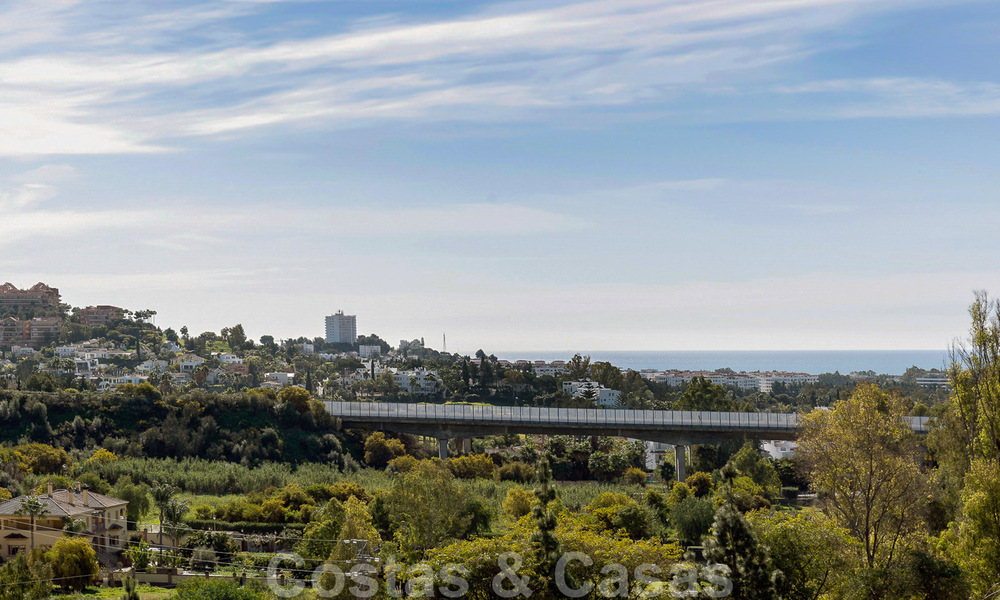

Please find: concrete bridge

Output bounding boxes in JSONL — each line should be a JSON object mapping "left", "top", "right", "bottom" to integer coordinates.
{"left": 325, "top": 401, "right": 931, "bottom": 480}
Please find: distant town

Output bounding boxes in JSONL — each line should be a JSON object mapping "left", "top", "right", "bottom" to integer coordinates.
{"left": 0, "top": 281, "right": 950, "bottom": 405}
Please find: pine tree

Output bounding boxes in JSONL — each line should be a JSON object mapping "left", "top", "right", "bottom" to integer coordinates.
{"left": 530, "top": 458, "right": 562, "bottom": 597}
{"left": 702, "top": 464, "right": 781, "bottom": 600}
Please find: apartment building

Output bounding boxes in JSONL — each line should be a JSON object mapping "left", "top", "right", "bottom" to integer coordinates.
{"left": 0, "top": 282, "right": 60, "bottom": 308}
{"left": 325, "top": 311, "right": 357, "bottom": 345}
{"left": 756, "top": 372, "right": 819, "bottom": 393}
{"left": 81, "top": 305, "right": 123, "bottom": 327}
{"left": 0, "top": 316, "right": 62, "bottom": 350}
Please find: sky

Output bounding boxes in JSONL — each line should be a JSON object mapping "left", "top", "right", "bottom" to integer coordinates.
{"left": 1, "top": 0, "right": 999, "bottom": 353}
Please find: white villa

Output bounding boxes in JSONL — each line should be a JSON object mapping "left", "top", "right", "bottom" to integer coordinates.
{"left": 0, "top": 483, "right": 128, "bottom": 561}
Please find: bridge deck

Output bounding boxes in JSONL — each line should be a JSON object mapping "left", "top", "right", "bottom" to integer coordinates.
{"left": 325, "top": 401, "right": 930, "bottom": 445}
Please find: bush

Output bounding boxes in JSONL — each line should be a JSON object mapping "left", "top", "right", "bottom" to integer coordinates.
{"left": 503, "top": 488, "right": 534, "bottom": 519}
{"left": 181, "top": 531, "right": 238, "bottom": 562}
{"left": 685, "top": 472, "right": 713, "bottom": 498}
{"left": 667, "top": 482, "right": 691, "bottom": 506}
{"left": 44, "top": 537, "right": 98, "bottom": 591}
{"left": 126, "top": 540, "right": 152, "bottom": 572}
{"left": 623, "top": 467, "right": 646, "bottom": 486}
{"left": 363, "top": 432, "right": 406, "bottom": 469}
{"left": 329, "top": 482, "right": 371, "bottom": 504}
{"left": 612, "top": 504, "right": 649, "bottom": 539}
{"left": 644, "top": 489, "right": 670, "bottom": 526}
{"left": 587, "top": 492, "right": 637, "bottom": 531}
{"left": 174, "top": 578, "right": 269, "bottom": 600}
{"left": 387, "top": 455, "right": 419, "bottom": 474}
{"left": 447, "top": 454, "right": 497, "bottom": 480}
{"left": 16, "top": 443, "right": 69, "bottom": 475}
{"left": 184, "top": 520, "right": 307, "bottom": 535}
{"left": 670, "top": 496, "right": 714, "bottom": 546}
{"left": 498, "top": 461, "right": 534, "bottom": 483}
{"left": 190, "top": 547, "right": 218, "bottom": 572}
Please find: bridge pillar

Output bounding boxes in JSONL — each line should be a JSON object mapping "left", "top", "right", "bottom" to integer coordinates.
{"left": 438, "top": 439, "right": 449, "bottom": 460}
{"left": 674, "top": 445, "right": 686, "bottom": 482}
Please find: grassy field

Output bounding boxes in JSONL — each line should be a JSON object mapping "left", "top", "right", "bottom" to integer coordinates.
{"left": 52, "top": 583, "right": 171, "bottom": 600}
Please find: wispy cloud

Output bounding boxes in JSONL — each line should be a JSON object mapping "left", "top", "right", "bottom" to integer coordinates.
{"left": 0, "top": 0, "right": 981, "bottom": 155}
{"left": 775, "top": 77, "right": 1000, "bottom": 119}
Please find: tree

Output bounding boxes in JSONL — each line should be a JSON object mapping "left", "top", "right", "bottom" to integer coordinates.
{"left": 15, "top": 496, "right": 50, "bottom": 552}
{"left": 0, "top": 552, "right": 52, "bottom": 600}
{"left": 748, "top": 509, "right": 858, "bottom": 600}
{"left": 589, "top": 361, "right": 624, "bottom": 391}
{"left": 278, "top": 386, "right": 312, "bottom": 413}
{"left": 797, "top": 383, "right": 928, "bottom": 571}
{"left": 729, "top": 441, "right": 781, "bottom": 499}
{"left": 297, "top": 499, "right": 346, "bottom": 560}
{"left": 150, "top": 482, "right": 177, "bottom": 546}
{"left": 15, "top": 443, "right": 69, "bottom": 474}
{"left": 673, "top": 376, "right": 734, "bottom": 411}
{"left": 947, "top": 291, "right": 1000, "bottom": 464}
{"left": 113, "top": 478, "right": 151, "bottom": 528}
{"left": 566, "top": 354, "right": 591, "bottom": 381}
{"left": 386, "top": 461, "right": 473, "bottom": 557}
{"left": 163, "top": 497, "right": 190, "bottom": 564}
{"left": 944, "top": 458, "right": 1000, "bottom": 596}
{"left": 530, "top": 458, "right": 562, "bottom": 596}
{"left": 702, "top": 465, "right": 780, "bottom": 600}
{"left": 45, "top": 537, "right": 99, "bottom": 591}
{"left": 220, "top": 324, "right": 247, "bottom": 354}
{"left": 331, "top": 496, "right": 381, "bottom": 562}
{"left": 934, "top": 293, "right": 1000, "bottom": 596}
{"left": 669, "top": 496, "right": 714, "bottom": 546}
{"left": 363, "top": 432, "right": 406, "bottom": 468}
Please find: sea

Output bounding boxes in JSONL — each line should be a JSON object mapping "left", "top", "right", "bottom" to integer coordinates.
{"left": 492, "top": 350, "right": 950, "bottom": 376}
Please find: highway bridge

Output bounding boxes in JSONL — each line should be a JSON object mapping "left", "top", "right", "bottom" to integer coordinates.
{"left": 325, "top": 401, "right": 931, "bottom": 480}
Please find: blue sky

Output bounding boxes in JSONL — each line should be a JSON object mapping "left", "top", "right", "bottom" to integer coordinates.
{"left": 1, "top": 0, "right": 998, "bottom": 352}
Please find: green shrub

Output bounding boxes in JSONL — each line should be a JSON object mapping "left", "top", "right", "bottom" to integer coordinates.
{"left": 497, "top": 461, "right": 534, "bottom": 483}
{"left": 685, "top": 472, "right": 713, "bottom": 498}
{"left": 447, "top": 454, "right": 497, "bottom": 480}
{"left": 623, "top": 467, "right": 646, "bottom": 486}
{"left": 503, "top": 487, "right": 534, "bottom": 519}
{"left": 670, "top": 496, "right": 714, "bottom": 546}
{"left": 329, "top": 481, "right": 371, "bottom": 503}
{"left": 174, "top": 578, "right": 269, "bottom": 600}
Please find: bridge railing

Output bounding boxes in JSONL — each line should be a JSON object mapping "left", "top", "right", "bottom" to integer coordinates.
{"left": 324, "top": 401, "right": 815, "bottom": 431}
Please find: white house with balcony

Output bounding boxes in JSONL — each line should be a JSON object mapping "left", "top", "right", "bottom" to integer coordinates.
{"left": 562, "top": 380, "right": 621, "bottom": 406}
{"left": 173, "top": 354, "right": 206, "bottom": 372}
{"left": 392, "top": 368, "right": 441, "bottom": 395}
{"left": 137, "top": 359, "right": 168, "bottom": 373}
{"left": 265, "top": 371, "right": 295, "bottom": 386}
{"left": 214, "top": 352, "right": 243, "bottom": 365}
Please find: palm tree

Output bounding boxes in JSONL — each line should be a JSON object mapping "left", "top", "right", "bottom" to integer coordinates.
{"left": 163, "top": 497, "right": 190, "bottom": 566}
{"left": 14, "top": 496, "right": 50, "bottom": 552}
{"left": 149, "top": 482, "right": 177, "bottom": 546}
